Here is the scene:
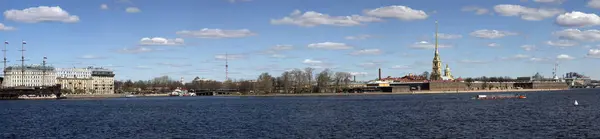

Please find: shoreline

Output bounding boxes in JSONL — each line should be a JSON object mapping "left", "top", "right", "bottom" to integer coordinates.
{"left": 216, "top": 89, "right": 568, "bottom": 97}
{"left": 60, "top": 89, "right": 569, "bottom": 99}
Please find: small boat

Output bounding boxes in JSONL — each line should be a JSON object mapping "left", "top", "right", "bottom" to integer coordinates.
{"left": 125, "top": 94, "right": 137, "bottom": 98}
{"left": 473, "top": 94, "right": 526, "bottom": 100}
{"left": 574, "top": 100, "right": 579, "bottom": 106}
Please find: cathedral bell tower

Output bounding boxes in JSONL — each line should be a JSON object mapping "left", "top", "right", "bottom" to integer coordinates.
{"left": 430, "top": 21, "right": 443, "bottom": 80}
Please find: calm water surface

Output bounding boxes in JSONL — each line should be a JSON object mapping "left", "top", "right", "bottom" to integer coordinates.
{"left": 1, "top": 89, "right": 600, "bottom": 138}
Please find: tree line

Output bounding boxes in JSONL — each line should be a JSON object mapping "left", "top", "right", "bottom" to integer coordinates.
{"left": 114, "top": 67, "right": 356, "bottom": 94}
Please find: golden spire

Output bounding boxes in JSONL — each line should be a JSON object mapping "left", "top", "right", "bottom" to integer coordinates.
{"left": 435, "top": 20, "right": 439, "bottom": 54}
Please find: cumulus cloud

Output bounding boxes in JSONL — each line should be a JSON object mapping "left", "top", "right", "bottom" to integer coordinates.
{"left": 547, "top": 40, "right": 578, "bottom": 47}
{"left": 488, "top": 43, "right": 501, "bottom": 47}
{"left": 529, "top": 57, "right": 550, "bottom": 62}
{"left": 79, "top": 55, "right": 107, "bottom": 59}
{"left": 100, "top": 4, "right": 108, "bottom": 10}
{"left": 589, "top": 0, "right": 600, "bottom": 9}
{"left": 363, "top": 5, "right": 429, "bottom": 21}
{"left": 437, "top": 33, "right": 463, "bottom": 39}
{"left": 461, "top": 6, "right": 489, "bottom": 15}
{"left": 553, "top": 29, "right": 600, "bottom": 42}
{"left": 493, "top": 4, "right": 564, "bottom": 21}
{"left": 271, "top": 10, "right": 382, "bottom": 27}
{"left": 391, "top": 65, "right": 411, "bottom": 69}
{"left": 176, "top": 28, "right": 256, "bottom": 39}
{"left": 409, "top": 41, "right": 452, "bottom": 49}
{"left": 139, "top": 37, "right": 185, "bottom": 46}
{"left": 521, "top": 45, "right": 536, "bottom": 51}
{"left": 501, "top": 54, "right": 531, "bottom": 60}
{"left": 470, "top": 29, "right": 518, "bottom": 39}
{"left": 117, "top": 47, "right": 155, "bottom": 54}
{"left": 587, "top": 49, "right": 600, "bottom": 58}
{"left": 303, "top": 59, "right": 335, "bottom": 69}
{"left": 125, "top": 7, "right": 141, "bottom": 13}
{"left": 459, "top": 59, "right": 489, "bottom": 64}
{"left": 345, "top": 34, "right": 373, "bottom": 40}
{"left": 215, "top": 54, "right": 244, "bottom": 60}
{"left": 0, "top": 23, "right": 16, "bottom": 31}
{"left": 555, "top": 11, "right": 600, "bottom": 27}
{"left": 270, "top": 45, "right": 293, "bottom": 51}
{"left": 557, "top": 54, "right": 575, "bottom": 60}
{"left": 349, "top": 72, "right": 368, "bottom": 76}
{"left": 3, "top": 6, "right": 80, "bottom": 23}
{"left": 350, "top": 49, "right": 382, "bottom": 55}
{"left": 308, "top": 42, "right": 353, "bottom": 50}
{"left": 302, "top": 59, "right": 323, "bottom": 65}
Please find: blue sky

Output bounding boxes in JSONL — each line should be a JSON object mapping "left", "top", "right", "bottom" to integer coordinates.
{"left": 1, "top": 0, "right": 600, "bottom": 81}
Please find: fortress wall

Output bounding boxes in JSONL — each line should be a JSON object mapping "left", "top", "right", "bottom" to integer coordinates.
{"left": 532, "top": 82, "right": 569, "bottom": 89}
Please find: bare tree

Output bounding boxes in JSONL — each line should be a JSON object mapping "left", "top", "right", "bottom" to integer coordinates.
{"left": 304, "top": 67, "right": 314, "bottom": 93}
{"left": 281, "top": 71, "right": 292, "bottom": 93}
{"left": 316, "top": 69, "right": 332, "bottom": 93}
{"left": 290, "top": 69, "right": 305, "bottom": 93}
{"left": 257, "top": 72, "right": 274, "bottom": 94}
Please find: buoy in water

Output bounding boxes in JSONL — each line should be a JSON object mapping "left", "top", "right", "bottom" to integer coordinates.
{"left": 574, "top": 100, "right": 579, "bottom": 106}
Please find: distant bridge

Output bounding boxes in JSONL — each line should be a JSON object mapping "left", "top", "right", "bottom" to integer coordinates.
{"left": 570, "top": 83, "right": 600, "bottom": 89}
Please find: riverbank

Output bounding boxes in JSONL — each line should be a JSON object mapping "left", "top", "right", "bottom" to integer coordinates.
{"left": 216, "top": 88, "right": 568, "bottom": 97}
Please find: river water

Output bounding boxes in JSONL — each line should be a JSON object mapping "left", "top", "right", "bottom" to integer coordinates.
{"left": 1, "top": 89, "right": 599, "bottom": 138}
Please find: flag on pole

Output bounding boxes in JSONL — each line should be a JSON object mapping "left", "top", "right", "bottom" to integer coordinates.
{"left": 22, "top": 41, "right": 26, "bottom": 44}
{"left": 4, "top": 41, "right": 7, "bottom": 44}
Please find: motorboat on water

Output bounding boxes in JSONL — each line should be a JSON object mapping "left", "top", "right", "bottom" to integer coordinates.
{"left": 124, "top": 94, "right": 137, "bottom": 98}
{"left": 473, "top": 94, "right": 526, "bottom": 100}
{"left": 18, "top": 94, "right": 58, "bottom": 100}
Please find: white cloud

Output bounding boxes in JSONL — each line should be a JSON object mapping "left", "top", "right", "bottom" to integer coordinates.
{"left": 556, "top": 54, "right": 575, "bottom": 60}
{"left": 502, "top": 54, "right": 531, "bottom": 60}
{"left": 529, "top": 57, "right": 549, "bottom": 62}
{"left": 546, "top": 40, "right": 578, "bottom": 47}
{"left": 302, "top": 59, "right": 323, "bottom": 65}
{"left": 589, "top": 0, "right": 600, "bottom": 9}
{"left": 349, "top": 72, "right": 368, "bottom": 76}
{"left": 117, "top": 47, "right": 154, "bottom": 54}
{"left": 271, "top": 10, "right": 382, "bottom": 27}
{"left": 364, "top": 5, "right": 428, "bottom": 21}
{"left": 488, "top": 43, "right": 501, "bottom": 47}
{"left": 3, "top": 6, "right": 80, "bottom": 23}
{"left": 409, "top": 41, "right": 452, "bottom": 49}
{"left": 587, "top": 49, "right": 600, "bottom": 58}
{"left": 139, "top": 37, "right": 185, "bottom": 46}
{"left": 345, "top": 34, "right": 373, "bottom": 40}
{"left": 555, "top": 11, "right": 600, "bottom": 27}
{"left": 125, "top": 7, "right": 141, "bottom": 13}
{"left": 493, "top": 4, "right": 564, "bottom": 21}
{"left": 350, "top": 49, "right": 382, "bottom": 55}
{"left": 0, "top": 23, "right": 16, "bottom": 31}
{"left": 176, "top": 28, "right": 256, "bottom": 39}
{"left": 533, "top": 0, "right": 566, "bottom": 3}
{"left": 521, "top": 45, "right": 536, "bottom": 51}
{"left": 437, "top": 33, "right": 463, "bottom": 39}
{"left": 459, "top": 59, "right": 488, "bottom": 64}
{"left": 215, "top": 54, "right": 244, "bottom": 60}
{"left": 100, "top": 4, "right": 108, "bottom": 10}
{"left": 470, "top": 29, "right": 518, "bottom": 39}
{"left": 270, "top": 54, "right": 286, "bottom": 58}
{"left": 308, "top": 42, "right": 353, "bottom": 50}
{"left": 461, "top": 6, "right": 489, "bottom": 15}
{"left": 391, "top": 65, "right": 411, "bottom": 69}
{"left": 357, "top": 62, "right": 382, "bottom": 68}
{"left": 553, "top": 29, "right": 600, "bottom": 42}
{"left": 271, "top": 45, "right": 293, "bottom": 51}
{"left": 79, "top": 55, "right": 106, "bottom": 59}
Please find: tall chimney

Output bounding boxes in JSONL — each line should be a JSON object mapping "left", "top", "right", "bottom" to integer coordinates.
{"left": 378, "top": 68, "right": 382, "bottom": 80}
{"left": 353, "top": 76, "right": 356, "bottom": 82}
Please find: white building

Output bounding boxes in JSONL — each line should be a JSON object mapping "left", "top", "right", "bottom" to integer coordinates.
{"left": 2, "top": 65, "right": 56, "bottom": 87}
{"left": 56, "top": 68, "right": 92, "bottom": 79}
{"left": 89, "top": 67, "right": 115, "bottom": 94}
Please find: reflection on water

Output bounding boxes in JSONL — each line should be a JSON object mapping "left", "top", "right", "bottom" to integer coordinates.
{"left": 1, "top": 89, "right": 600, "bottom": 138}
